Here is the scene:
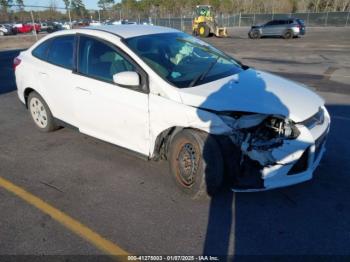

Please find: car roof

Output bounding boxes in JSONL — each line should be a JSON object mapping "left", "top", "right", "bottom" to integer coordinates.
{"left": 83, "top": 25, "right": 180, "bottom": 39}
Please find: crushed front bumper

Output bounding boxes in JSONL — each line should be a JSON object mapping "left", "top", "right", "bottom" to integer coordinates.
{"left": 231, "top": 107, "right": 331, "bottom": 192}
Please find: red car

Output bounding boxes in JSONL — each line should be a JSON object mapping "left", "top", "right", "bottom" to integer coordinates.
{"left": 14, "top": 23, "right": 41, "bottom": 33}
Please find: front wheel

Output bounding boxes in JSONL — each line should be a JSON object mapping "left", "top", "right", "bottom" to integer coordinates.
{"left": 28, "top": 91, "right": 58, "bottom": 132}
{"left": 168, "top": 129, "right": 224, "bottom": 199}
{"left": 283, "top": 30, "right": 293, "bottom": 39}
{"left": 250, "top": 30, "right": 260, "bottom": 39}
{"left": 198, "top": 24, "right": 210, "bottom": 37}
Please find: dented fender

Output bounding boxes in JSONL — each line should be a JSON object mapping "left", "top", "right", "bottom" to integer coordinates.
{"left": 148, "top": 94, "right": 232, "bottom": 157}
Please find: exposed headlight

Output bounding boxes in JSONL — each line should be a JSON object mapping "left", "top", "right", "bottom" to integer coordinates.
{"left": 262, "top": 117, "right": 300, "bottom": 139}
{"left": 219, "top": 113, "right": 300, "bottom": 140}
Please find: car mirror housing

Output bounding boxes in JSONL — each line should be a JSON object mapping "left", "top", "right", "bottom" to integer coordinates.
{"left": 113, "top": 71, "right": 140, "bottom": 88}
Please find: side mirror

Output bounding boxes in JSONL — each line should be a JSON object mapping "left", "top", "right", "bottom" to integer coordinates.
{"left": 113, "top": 71, "right": 140, "bottom": 88}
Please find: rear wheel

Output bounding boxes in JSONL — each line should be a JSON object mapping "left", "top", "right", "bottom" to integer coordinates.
{"left": 283, "top": 30, "right": 293, "bottom": 39}
{"left": 198, "top": 24, "right": 210, "bottom": 38}
{"left": 28, "top": 91, "right": 58, "bottom": 132}
{"left": 168, "top": 129, "right": 224, "bottom": 199}
{"left": 0, "top": 31, "right": 4, "bottom": 36}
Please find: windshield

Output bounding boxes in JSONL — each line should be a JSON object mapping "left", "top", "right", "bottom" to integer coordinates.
{"left": 125, "top": 32, "right": 243, "bottom": 88}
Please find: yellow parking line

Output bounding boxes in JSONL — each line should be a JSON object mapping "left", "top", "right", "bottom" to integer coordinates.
{"left": 0, "top": 176, "right": 129, "bottom": 256}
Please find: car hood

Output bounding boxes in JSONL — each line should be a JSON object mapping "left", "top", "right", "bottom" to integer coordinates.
{"left": 178, "top": 69, "right": 324, "bottom": 122}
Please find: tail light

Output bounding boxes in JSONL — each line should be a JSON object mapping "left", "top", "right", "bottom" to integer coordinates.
{"left": 13, "top": 57, "right": 21, "bottom": 70}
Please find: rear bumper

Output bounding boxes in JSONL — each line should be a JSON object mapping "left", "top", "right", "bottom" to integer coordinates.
{"left": 299, "top": 29, "right": 306, "bottom": 35}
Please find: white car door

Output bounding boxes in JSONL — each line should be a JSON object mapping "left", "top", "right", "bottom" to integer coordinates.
{"left": 35, "top": 34, "right": 77, "bottom": 125}
{"left": 72, "top": 35, "right": 150, "bottom": 156}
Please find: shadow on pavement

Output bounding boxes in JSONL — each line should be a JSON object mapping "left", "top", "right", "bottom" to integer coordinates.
{"left": 202, "top": 104, "right": 350, "bottom": 256}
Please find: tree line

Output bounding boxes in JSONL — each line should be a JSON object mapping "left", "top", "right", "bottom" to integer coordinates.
{"left": 1, "top": 0, "right": 350, "bottom": 22}
{"left": 114, "top": 0, "right": 350, "bottom": 19}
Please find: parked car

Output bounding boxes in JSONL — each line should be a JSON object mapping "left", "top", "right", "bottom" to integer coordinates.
{"left": 89, "top": 21, "right": 102, "bottom": 26}
{"left": 62, "top": 22, "right": 71, "bottom": 30}
{"left": 249, "top": 18, "right": 306, "bottom": 39}
{"left": 0, "top": 24, "right": 18, "bottom": 35}
{"left": 14, "top": 25, "right": 330, "bottom": 198}
{"left": 0, "top": 24, "right": 10, "bottom": 36}
{"left": 5, "top": 24, "right": 18, "bottom": 35}
{"left": 40, "top": 22, "right": 49, "bottom": 31}
{"left": 46, "top": 22, "right": 64, "bottom": 33}
{"left": 14, "top": 23, "right": 41, "bottom": 34}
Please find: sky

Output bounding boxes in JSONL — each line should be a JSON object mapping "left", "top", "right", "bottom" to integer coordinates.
{"left": 23, "top": 0, "right": 121, "bottom": 10}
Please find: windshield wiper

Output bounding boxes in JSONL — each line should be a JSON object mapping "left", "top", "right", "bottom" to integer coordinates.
{"left": 189, "top": 56, "right": 219, "bottom": 87}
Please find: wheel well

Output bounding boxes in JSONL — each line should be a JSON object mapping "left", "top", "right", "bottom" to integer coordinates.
{"left": 24, "top": 88, "right": 35, "bottom": 108}
{"left": 152, "top": 126, "right": 217, "bottom": 160}
{"left": 152, "top": 127, "right": 183, "bottom": 160}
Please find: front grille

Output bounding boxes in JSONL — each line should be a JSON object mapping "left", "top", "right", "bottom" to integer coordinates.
{"left": 300, "top": 107, "right": 325, "bottom": 129}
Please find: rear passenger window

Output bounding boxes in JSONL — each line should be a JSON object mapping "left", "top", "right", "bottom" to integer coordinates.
{"left": 47, "top": 35, "right": 75, "bottom": 69}
{"left": 78, "top": 36, "right": 135, "bottom": 83}
{"left": 32, "top": 40, "right": 51, "bottom": 60}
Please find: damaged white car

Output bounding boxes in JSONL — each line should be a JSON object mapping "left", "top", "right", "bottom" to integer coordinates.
{"left": 15, "top": 25, "right": 330, "bottom": 198}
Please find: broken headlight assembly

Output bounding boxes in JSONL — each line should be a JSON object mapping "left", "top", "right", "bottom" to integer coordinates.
{"left": 219, "top": 113, "right": 300, "bottom": 150}
{"left": 257, "top": 117, "right": 300, "bottom": 140}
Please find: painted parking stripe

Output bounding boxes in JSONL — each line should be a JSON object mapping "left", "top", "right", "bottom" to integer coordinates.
{"left": 0, "top": 176, "right": 129, "bottom": 256}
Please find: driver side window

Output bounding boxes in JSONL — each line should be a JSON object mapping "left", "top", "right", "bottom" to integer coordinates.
{"left": 266, "top": 20, "right": 276, "bottom": 26}
{"left": 78, "top": 35, "right": 135, "bottom": 83}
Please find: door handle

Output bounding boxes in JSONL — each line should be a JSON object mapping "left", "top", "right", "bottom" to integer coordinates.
{"left": 75, "top": 86, "right": 91, "bottom": 94}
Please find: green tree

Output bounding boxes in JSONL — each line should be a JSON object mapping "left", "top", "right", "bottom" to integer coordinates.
{"left": 63, "top": 0, "right": 70, "bottom": 10}
{"left": 0, "top": 0, "right": 12, "bottom": 11}
{"left": 98, "top": 0, "right": 114, "bottom": 10}
{"left": 71, "top": 0, "right": 87, "bottom": 18}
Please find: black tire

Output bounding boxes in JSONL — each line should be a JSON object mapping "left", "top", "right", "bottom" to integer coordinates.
{"left": 283, "top": 30, "right": 293, "bottom": 39}
{"left": 168, "top": 129, "right": 224, "bottom": 199}
{"left": 198, "top": 24, "right": 210, "bottom": 38}
{"left": 27, "top": 91, "right": 58, "bottom": 132}
{"left": 250, "top": 30, "right": 260, "bottom": 39}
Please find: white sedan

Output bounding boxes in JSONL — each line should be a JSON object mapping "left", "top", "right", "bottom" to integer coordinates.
{"left": 14, "top": 25, "right": 330, "bottom": 198}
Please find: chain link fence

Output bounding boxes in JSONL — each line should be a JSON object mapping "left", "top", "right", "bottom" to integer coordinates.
{"left": 153, "top": 11, "right": 350, "bottom": 32}
{"left": 1, "top": 6, "right": 349, "bottom": 36}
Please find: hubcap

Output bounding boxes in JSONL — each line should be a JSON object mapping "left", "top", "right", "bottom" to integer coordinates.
{"left": 176, "top": 143, "right": 198, "bottom": 187}
{"left": 199, "top": 27, "right": 205, "bottom": 35}
{"left": 30, "top": 97, "right": 48, "bottom": 128}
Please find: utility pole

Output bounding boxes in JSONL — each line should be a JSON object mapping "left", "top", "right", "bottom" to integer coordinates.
{"left": 30, "top": 10, "right": 38, "bottom": 41}
{"left": 68, "top": 0, "right": 72, "bottom": 28}
{"left": 346, "top": 10, "right": 350, "bottom": 26}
